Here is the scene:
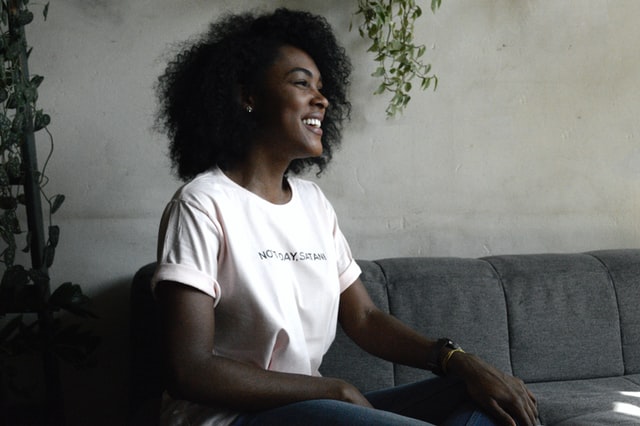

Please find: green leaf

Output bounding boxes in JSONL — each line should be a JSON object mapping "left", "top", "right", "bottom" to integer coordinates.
{"left": 48, "top": 225, "right": 59, "bottom": 247}
{"left": 0, "top": 114, "right": 11, "bottom": 132}
{"left": 7, "top": 155, "right": 21, "bottom": 180}
{"left": 50, "top": 194, "right": 65, "bottom": 214}
{"left": 3, "top": 243, "right": 15, "bottom": 266}
{"left": 23, "top": 86, "right": 37, "bottom": 102}
{"left": 28, "top": 268, "right": 49, "bottom": 287}
{"left": 0, "top": 165, "right": 9, "bottom": 186}
{"left": 50, "top": 282, "right": 97, "bottom": 318}
{"left": 22, "top": 230, "right": 31, "bottom": 253}
{"left": 43, "top": 244, "right": 55, "bottom": 267}
{"left": 5, "top": 93, "right": 17, "bottom": 109}
{"left": 0, "top": 221, "right": 15, "bottom": 245}
{"left": 33, "top": 109, "right": 50, "bottom": 131}
{"left": 0, "top": 196, "right": 17, "bottom": 210}
{"left": 3, "top": 209, "right": 21, "bottom": 234}
{"left": 16, "top": 10, "right": 33, "bottom": 26}
{"left": 30, "top": 75, "right": 44, "bottom": 88}
{"left": 372, "top": 66, "right": 385, "bottom": 77}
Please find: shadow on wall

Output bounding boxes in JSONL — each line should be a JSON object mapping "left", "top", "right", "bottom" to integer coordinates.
{"left": 67, "top": 0, "right": 127, "bottom": 23}
{"left": 59, "top": 275, "right": 135, "bottom": 426}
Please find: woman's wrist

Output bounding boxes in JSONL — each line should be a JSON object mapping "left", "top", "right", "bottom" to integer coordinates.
{"left": 445, "top": 351, "right": 482, "bottom": 378}
{"left": 426, "top": 338, "right": 465, "bottom": 376}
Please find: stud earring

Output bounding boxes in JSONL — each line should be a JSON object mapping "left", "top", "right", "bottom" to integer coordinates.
{"left": 246, "top": 105, "right": 253, "bottom": 113}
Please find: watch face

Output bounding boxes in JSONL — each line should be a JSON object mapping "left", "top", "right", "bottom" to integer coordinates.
{"left": 445, "top": 340, "right": 461, "bottom": 350}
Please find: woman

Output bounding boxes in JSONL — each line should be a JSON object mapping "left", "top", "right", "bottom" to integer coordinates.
{"left": 152, "top": 8, "right": 538, "bottom": 426}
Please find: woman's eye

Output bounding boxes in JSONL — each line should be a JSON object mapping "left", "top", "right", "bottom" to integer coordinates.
{"left": 295, "top": 80, "right": 309, "bottom": 87}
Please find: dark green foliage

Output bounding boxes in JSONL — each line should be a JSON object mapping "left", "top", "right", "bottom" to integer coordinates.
{"left": 0, "top": 0, "right": 98, "bottom": 410}
{"left": 353, "top": 0, "right": 443, "bottom": 117}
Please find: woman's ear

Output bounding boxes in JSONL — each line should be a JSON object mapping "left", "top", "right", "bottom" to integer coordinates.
{"left": 239, "top": 85, "right": 255, "bottom": 113}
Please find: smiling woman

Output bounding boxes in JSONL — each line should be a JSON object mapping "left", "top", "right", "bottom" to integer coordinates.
{"left": 150, "top": 7, "right": 538, "bottom": 426}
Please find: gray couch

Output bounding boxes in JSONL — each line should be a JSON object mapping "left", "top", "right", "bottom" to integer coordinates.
{"left": 130, "top": 249, "right": 640, "bottom": 425}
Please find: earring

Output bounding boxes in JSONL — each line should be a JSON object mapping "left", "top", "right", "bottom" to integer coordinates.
{"left": 246, "top": 105, "right": 253, "bottom": 113}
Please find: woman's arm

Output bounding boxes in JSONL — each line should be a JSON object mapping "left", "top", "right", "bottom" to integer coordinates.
{"left": 338, "top": 278, "right": 538, "bottom": 426}
{"left": 155, "top": 280, "right": 372, "bottom": 411}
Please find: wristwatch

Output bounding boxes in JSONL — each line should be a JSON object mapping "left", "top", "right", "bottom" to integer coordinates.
{"left": 426, "top": 338, "right": 464, "bottom": 376}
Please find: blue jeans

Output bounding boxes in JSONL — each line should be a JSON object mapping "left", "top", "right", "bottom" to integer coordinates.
{"left": 232, "top": 377, "right": 497, "bottom": 425}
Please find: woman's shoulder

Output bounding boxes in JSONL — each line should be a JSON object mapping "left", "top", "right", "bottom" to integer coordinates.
{"left": 289, "top": 175, "right": 324, "bottom": 197}
{"left": 288, "top": 176, "right": 334, "bottom": 211}
{"left": 169, "top": 168, "right": 231, "bottom": 206}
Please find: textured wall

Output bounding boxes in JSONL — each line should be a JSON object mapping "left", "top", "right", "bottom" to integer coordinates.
{"left": 22, "top": 0, "right": 640, "bottom": 423}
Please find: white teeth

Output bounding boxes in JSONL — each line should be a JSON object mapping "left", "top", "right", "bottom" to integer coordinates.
{"left": 302, "top": 118, "right": 321, "bottom": 128}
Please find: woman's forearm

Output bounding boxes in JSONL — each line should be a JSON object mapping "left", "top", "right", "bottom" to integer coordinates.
{"left": 338, "top": 280, "right": 436, "bottom": 370}
{"left": 157, "top": 281, "right": 371, "bottom": 411}
{"left": 341, "top": 306, "right": 435, "bottom": 369}
{"left": 166, "top": 353, "right": 370, "bottom": 411}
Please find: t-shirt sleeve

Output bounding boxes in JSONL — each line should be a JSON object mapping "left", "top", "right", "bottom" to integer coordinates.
{"left": 151, "top": 199, "right": 223, "bottom": 304}
{"left": 335, "top": 230, "right": 362, "bottom": 293}
{"left": 328, "top": 200, "right": 361, "bottom": 293}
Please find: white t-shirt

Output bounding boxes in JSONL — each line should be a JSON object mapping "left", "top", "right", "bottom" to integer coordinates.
{"left": 152, "top": 167, "right": 361, "bottom": 425}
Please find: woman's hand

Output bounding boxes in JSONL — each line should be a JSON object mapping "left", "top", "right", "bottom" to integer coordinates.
{"left": 448, "top": 352, "right": 538, "bottom": 426}
{"left": 326, "top": 378, "right": 374, "bottom": 408}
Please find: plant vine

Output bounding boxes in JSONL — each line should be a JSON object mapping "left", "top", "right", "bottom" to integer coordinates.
{"left": 0, "top": 0, "right": 98, "bottom": 409}
{"left": 353, "top": 0, "right": 443, "bottom": 117}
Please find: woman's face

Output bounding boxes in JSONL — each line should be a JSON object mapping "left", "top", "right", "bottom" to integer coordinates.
{"left": 250, "top": 45, "right": 329, "bottom": 162}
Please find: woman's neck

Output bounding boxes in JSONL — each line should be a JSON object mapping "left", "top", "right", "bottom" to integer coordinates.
{"left": 223, "top": 161, "right": 292, "bottom": 205}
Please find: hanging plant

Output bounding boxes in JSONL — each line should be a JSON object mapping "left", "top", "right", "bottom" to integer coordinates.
{"left": 0, "top": 0, "right": 98, "bottom": 420}
{"left": 353, "top": 0, "right": 443, "bottom": 117}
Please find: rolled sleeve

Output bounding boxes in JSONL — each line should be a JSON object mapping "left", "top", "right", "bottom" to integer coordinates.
{"left": 152, "top": 198, "right": 223, "bottom": 304}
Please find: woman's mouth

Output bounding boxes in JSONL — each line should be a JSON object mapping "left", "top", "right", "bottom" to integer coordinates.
{"left": 302, "top": 118, "right": 321, "bottom": 128}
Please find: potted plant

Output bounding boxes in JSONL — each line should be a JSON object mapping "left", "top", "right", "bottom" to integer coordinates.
{"left": 0, "top": 1, "right": 98, "bottom": 423}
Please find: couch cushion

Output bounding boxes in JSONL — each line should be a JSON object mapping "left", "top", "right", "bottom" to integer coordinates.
{"left": 484, "top": 253, "right": 624, "bottom": 383}
{"left": 527, "top": 375, "right": 640, "bottom": 425}
{"left": 590, "top": 250, "right": 640, "bottom": 375}
{"left": 319, "top": 260, "right": 395, "bottom": 392}
{"left": 376, "top": 257, "right": 512, "bottom": 385}
{"left": 130, "top": 262, "right": 163, "bottom": 424}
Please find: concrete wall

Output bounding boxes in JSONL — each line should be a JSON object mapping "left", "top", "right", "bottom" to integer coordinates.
{"left": 22, "top": 0, "right": 640, "bottom": 423}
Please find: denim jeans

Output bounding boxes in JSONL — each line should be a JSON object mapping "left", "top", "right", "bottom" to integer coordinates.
{"left": 232, "top": 377, "right": 497, "bottom": 425}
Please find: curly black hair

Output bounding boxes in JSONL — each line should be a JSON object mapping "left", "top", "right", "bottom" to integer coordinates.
{"left": 155, "top": 8, "right": 352, "bottom": 182}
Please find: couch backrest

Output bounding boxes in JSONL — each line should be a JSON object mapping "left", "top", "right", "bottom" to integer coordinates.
{"left": 320, "top": 250, "right": 640, "bottom": 389}
{"left": 483, "top": 252, "right": 624, "bottom": 382}
{"left": 320, "top": 257, "right": 513, "bottom": 391}
{"left": 130, "top": 249, "right": 640, "bottom": 412}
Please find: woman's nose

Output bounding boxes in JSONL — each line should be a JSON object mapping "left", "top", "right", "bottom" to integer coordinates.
{"left": 314, "top": 91, "right": 329, "bottom": 109}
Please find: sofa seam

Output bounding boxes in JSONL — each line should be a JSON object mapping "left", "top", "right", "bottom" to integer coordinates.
{"left": 481, "top": 257, "right": 515, "bottom": 376}
{"left": 586, "top": 252, "right": 626, "bottom": 374}
{"left": 373, "top": 260, "right": 397, "bottom": 387}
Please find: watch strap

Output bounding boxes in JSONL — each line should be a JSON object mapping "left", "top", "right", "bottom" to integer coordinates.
{"left": 426, "top": 338, "right": 463, "bottom": 376}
